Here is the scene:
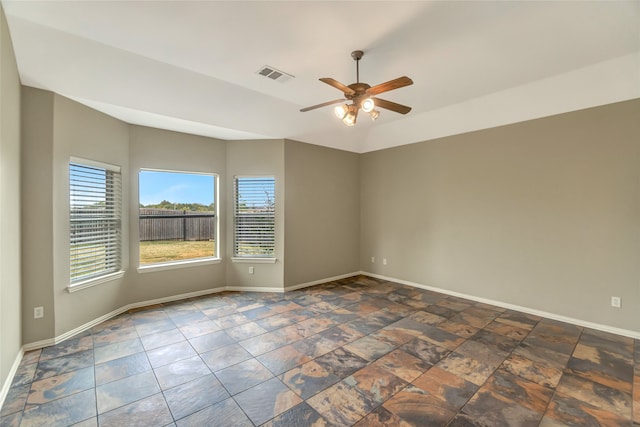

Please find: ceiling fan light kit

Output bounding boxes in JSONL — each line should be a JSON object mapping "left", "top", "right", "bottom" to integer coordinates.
{"left": 301, "top": 50, "right": 413, "bottom": 126}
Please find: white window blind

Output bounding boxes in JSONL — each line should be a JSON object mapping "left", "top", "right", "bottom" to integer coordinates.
{"left": 234, "top": 177, "right": 275, "bottom": 257}
{"left": 69, "top": 160, "right": 122, "bottom": 284}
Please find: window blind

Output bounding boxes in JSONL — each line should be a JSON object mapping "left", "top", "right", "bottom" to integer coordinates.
{"left": 234, "top": 177, "right": 275, "bottom": 257}
{"left": 69, "top": 161, "right": 122, "bottom": 283}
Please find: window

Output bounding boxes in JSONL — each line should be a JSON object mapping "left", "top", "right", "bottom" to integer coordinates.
{"left": 234, "top": 176, "right": 275, "bottom": 258}
{"left": 69, "top": 158, "right": 122, "bottom": 285}
{"left": 139, "top": 170, "right": 217, "bottom": 267}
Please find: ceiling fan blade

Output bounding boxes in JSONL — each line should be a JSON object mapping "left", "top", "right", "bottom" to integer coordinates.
{"left": 300, "top": 99, "right": 345, "bottom": 112}
{"left": 373, "top": 97, "right": 412, "bottom": 115}
{"left": 367, "top": 76, "right": 413, "bottom": 96}
{"left": 319, "top": 78, "right": 356, "bottom": 96}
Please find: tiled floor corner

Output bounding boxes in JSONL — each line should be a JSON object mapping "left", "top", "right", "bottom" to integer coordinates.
{"left": 1, "top": 275, "right": 638, "bottom": 426}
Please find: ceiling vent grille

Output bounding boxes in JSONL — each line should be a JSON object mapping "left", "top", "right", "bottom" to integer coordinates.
{"left": 256, "top": 65, "right": 294, "bottom": 83}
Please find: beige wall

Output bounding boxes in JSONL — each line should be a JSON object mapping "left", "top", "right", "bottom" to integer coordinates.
{"left": 0, "top": 4, "right": 22, "bottom": 392}
{"left": 226, "top": 139, "right": 285, "bottom": 289}
{"left": 360, "top": 99, "right": 640, "bottom": 332}
{"left": 51, "top": 95, "right": 130, "bottom": 337}
{"left": 128, "top": 125, "right": 227, "bottom": 302}
{"left": 21, "top": 88, "right": 55, "bottom": 344}
{"left": 284, "top": 140, "right": 360, "bottom": 287}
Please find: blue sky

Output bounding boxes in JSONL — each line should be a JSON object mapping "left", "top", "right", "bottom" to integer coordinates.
{"left": 139, "top": 171, "right": 214, "bottom": 205}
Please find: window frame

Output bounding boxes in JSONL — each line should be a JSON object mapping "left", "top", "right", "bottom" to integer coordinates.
{"left": 68, "top": 157, "right": 124, "bottom": 292}
{"left": 137, "top": 168, "right": 220, "bottom": 273}
{"left": 232, "top": 175, "right": 276, "bottom": 262}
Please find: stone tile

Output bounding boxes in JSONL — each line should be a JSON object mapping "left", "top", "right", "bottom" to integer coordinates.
{"left": 96, "top": 370, "right": 160, "bottom": 414}
{"left": 21, "top": 349, "right": 42, "bottom": 366}
{"left": 321, "top": 324, "right": 366, "bottom": 346}
{"left": 494, "top": 310, "right": 540, "bottom": 330}
{"left": 416, "top": 325, "right": 465, "bottom": 350}
{"left": 502, "top": 341, "right": 570, "bottom": 388}
{"left": 92, "top": 326, "right": 138, "bottom": 348}
{"left": 459, "top": 389, "right": 542, "bottom": 426}
{"left": 27, "top": 367, "right": 94, "bottom": 405}
{"left": 39, "top": 336, "right": 93, "bottom": 361}
{"left": 372, "top": 349, "right": 431, "bottom": 382}
{"left": 343, "top": 335, "right": 396, "bottom": 361}
{"left": 163, "top": 374, "right": 229, "bottom": 420}
{"left": 146, "top": 340, "right": 197, "bottom": 368}
{"left": 291, "top": 334, "right": 340, "bottom": 359}
{"left": 238, "top": 330, "right": 291, "bottom": 356}
{"left": 383, "top": 384, "right": 457, "bottom": 426}
{"left": 345, "top": 363, "right": 407, "bottom": 409}
{"left": 178, "top": 319, "right": 221, "bottom": 339}
{"left": 471, "top": 329, "right": 520, "bottom": 354}
{"left": 10, "top": 362, "right": 37, "bottom": 387}
{"left": 225, "top": 321, "right": 267, "bottom": 341}
{"left": 280, "top": 360, "right": 341, "bottom": 400}
{"left": 555, "top": 372, "right": 632, "bottom": 418}
{"left": 483, "top": 368, "right": 554, "bottom": 413}
{"left": 234, "top": 377, "right": 303, "bottom": 425}
{"left": 436, "top": 347, "right": 502, "bottom": 386}
{"left": 213, "top": 312, "right": 250, "bottom": 329}
{"left": 567, "top": 342, "right": 634, "bottom": 394}
{"left": 261, "top": 402, "right": 331, "bottom": 427}
{"left": 0, "top": 412, "right": 21, "bottom": 427}
{"left": 200, "top": 343, "right": 252, "bottom": 372}
{"left": 170, "top": 311, "right": 208, "bottom": 328}
{"left": 98, "top": 393, "right": 172, "bottom": 427}
{"left": 139, "top": 328, "right": 185, "bottom": 351}
{"left": 436, "top": 320, "right": 479, "bottom": 339}
{"left": 0, "top": 383, "right": 29, "bottom": 417}
{"left": 134, "top": 318, "right": 176, "bottom": 337}
{"left": 94, "top": 352, "right": 151, "bottom": 386}
{"left": 33, "top": 349, "right": 94, "bottom": 381}
{"left": 257, "top": 345, "right": 312, "bottom": 376}
{"left": 188, "top": 330, "right": 234, "bottom": 353}
{"left": 153, "top": 355, "right": 210, "bottom": 390}
{"left": 353, "top": 406, "right": 412, "bottom": 427}
{"left": 314, "top": 347, "right": 369, "bottom": 379}
{"left": 20, "top": 389, "right": 96, "bottom": 427}
{"left": 412, "top": 366, "right": 478, "bottom": 411}
{"left": 484, "top": 319, "right": 530, "bottom": 340}
{"left": 399, "top": 337, "right": 450, "bottom": 366}
{"left": 214, "top": 358, "right": 273, "bottom": 395}
{"left": 543, "top": 392, "right": 630, "bottom": 426}
{"left": 307, "top": 381, "right": 373, "bottom": 426}
{"left": 295, "top": 317, "right": 338, "bottom": 338}
{"left": 93, "top": 337, "right": 143, "bottom": 365}
{"left": 175, "top": 397, "right": 252, "bottom": 427}
{"left": 255, "top": 313, "right": 297, "bottom": 331}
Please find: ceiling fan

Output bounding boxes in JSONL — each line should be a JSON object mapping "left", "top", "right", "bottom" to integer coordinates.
{"left": 300, "top": 50, "right": 413, "bottom": 126}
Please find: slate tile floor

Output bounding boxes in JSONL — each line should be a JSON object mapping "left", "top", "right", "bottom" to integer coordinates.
{"left": 1, "top": 276, "right": 639, "bottom": 426}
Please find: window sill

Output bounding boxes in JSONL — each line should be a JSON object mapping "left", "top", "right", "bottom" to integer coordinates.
{"left": 232, "top": 257, "right": 277, "bottom": 264}
{"left": 137, "top": 257, "right": 221, "bottom": 274}
{"left": 67, "top": 270, "right": 125, "bottom": 293}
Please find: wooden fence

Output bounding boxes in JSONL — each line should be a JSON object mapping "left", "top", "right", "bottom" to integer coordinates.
{"left": 139, "top": 208, "right": 215, "bottom": 241}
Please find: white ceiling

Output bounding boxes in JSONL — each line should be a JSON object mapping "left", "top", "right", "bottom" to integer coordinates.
{"left": 2, "top": 1, "right": 639, "bottom": 153}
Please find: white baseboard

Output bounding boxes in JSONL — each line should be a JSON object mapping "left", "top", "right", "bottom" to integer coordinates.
{"left": 362, "top": 271, "right": 640, "bottom": 340}
{"left": 23, "top": 286, "right": 227, "bottom": 351}
{"left": 0, "top": 348, "right": 23, "bottom": 412}
{"left": 284, "top": 271, "right": 362, "bottom": 292}
{"left": 225, "top": 286, "right": 284, "bottom": 293}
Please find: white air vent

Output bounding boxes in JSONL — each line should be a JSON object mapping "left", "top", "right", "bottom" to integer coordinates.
{"left": 256, "top": 65, "right": 294, "bottom": 83}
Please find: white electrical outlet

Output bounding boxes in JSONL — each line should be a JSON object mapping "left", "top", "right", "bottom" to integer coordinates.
{"left": 249, "top": 266, "right": 254, "bottom": 275}
{"left": 34, "top": 306, "right": 44, "bottom": 319}
{"left": 611, "top": 296, "right": 621, "bottom": 308}
{"left": 383, "top": 258, "right": 387, "bottom": 265}
{"left": 371, "top": 257, "right": 375, "bottom": 263}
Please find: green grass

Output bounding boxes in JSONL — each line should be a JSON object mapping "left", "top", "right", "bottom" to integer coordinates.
{"left": 140, "top": 240, "right": 215, "bottom": 265}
